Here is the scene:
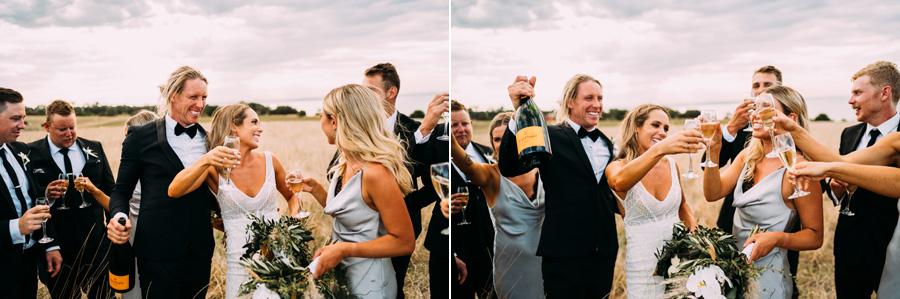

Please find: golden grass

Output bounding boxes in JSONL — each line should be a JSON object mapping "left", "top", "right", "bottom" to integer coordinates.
{"left": 471, "top": 120, "right": 849, "bottom": 299}
{"left": 28, "top": 118, "right": 434, "bottom": 299}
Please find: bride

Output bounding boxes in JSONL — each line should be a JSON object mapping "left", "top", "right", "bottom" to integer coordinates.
{"left": 168, "top": 103, "right": 299, "bottom": 299}
{"left": 604, "top": 104, "right": 701, "bottom": 298}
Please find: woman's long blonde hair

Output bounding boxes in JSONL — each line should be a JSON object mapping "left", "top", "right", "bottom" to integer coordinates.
{"left": 743, "top": 85, "right": 810, "bottom": 182}
{"left": 616, "top": 104, "right": 668, "bottom": 163}
{"left": 206, "top": 104, "right": 251, "bottom": 150}
{"left": 323, "top": 84, "right": 412, "bottom": 195}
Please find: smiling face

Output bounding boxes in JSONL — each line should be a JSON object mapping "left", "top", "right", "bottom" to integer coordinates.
{"left": 44, "top": 113, "right": 77, "bottom": 149}
{"left": 567, "top": 81, "right": 604, "bottom": 129}
{"left": 451, "top": 110, "right": 473, "bottom": 148}
{"left": 750, "top": 98, "right": 797, "bottom": 138}
{"left": 751, "top": 72, "right": 779, "bottom": 96}
{"left": 0, "top": 102, "right": 26, "bottom": 143}
{"left": 636, "top": 109, "right": 670, "bottom": 151}
{"left": 234, "top": 109, "right": 262, "bottom": 150}
{"left": 169, "top": 78, "right": 207, "bottom": 126}
{"left": 849, "top": 75, "right": 888, "bottom": 124}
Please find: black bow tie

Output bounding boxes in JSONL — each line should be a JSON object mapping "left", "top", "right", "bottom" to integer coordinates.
{"left": 174, "top": 123, "right": 202, "bottom": 138}
{"left": 577, "top": 127, "right": 602, "bottom": 142}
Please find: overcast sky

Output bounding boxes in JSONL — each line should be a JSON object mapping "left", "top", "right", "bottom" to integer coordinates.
{"left": 0, "top": 0, "right": 448, "bottom": 114}
{"left": 452, "top": 0, "right": 900, "bottom": 121}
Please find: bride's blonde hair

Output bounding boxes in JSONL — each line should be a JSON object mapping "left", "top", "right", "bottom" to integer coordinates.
{"left": 323, "top": 84, "right": 412, "bottom": 195}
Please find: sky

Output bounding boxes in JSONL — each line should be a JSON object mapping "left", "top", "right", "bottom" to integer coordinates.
{"left": 0, "top": 0, "right": 449, "bottom": 115}
{"left": 452, "top": 0, "right": 900, "bottom": 121}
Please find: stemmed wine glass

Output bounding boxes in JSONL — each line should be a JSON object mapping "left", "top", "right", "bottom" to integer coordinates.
{"left": 682, "top": 118, "right": 701, "bottom": 179}
{"left": 286, "top": 169, "right": 311, "bottom": 218}
{"left": 743, "top": 88, "right": 756, "bottom": 132}
{"left": 75, "top": 173, "right": 91, "bottom": 208}
{"left": 698, "top": 110, "right": 719, "bottom": 168}
{"left": 773, "top": 133, "right": 810, "bottom": 199}
{"left": 839, "top": 186, "right": 857, "bottom": 216}
{"left": 755, "top": 93, "right": 780, "bottom": 158}
{"left": 437, "top": 112, "right": 450, "bottom": 141}
{"left": 430, "top": 162, "right": 450, "bottom": 235}
{"left": 36, "top": 197, "right": 54, "bottom": 244}
{"left": 222, "top": 135, "right": 240, "bottom": 185}
{"left": 56, "top": 173, "right": 71, "bottom": 210}
{"left": 452, "top": 184, "right": 470, "bottom": 225}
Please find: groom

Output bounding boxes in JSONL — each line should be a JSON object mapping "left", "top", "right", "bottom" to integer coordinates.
{"left": 499, "top": 75, "right": 618, "bottom": 298}
{"left": 107, "top": 66, "right": 217, "bottom": 298}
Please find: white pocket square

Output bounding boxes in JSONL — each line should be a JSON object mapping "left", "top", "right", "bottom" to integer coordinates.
{"left": 32, "top": 168, "right": 45, "bottom": 174}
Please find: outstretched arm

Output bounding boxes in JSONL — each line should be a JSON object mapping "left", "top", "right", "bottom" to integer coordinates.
{"left": 168, "top": 146, "right": 238, "bottom": 198}
{"left": 272, "top": 154, "right": 300, "bottom": 215}
{"left": 451, "top": 136, "right": 500, "bottom": 206}
{"left": 606, "top": 130, "right": 704, "bottom": 195}
{"left": 792, "top": 161, "right": 900, "bottom": 198}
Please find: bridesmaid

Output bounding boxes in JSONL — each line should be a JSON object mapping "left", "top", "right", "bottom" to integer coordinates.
{"left": 703, "top": 85, "right": 823, "bottom": 298}
{"left": 450, "top": 111, "right": 545, "bottom": 299}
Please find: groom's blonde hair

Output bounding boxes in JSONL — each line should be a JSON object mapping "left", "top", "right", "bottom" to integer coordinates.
{"left": 322, "top": 84, "right": 412, "bottom": 195}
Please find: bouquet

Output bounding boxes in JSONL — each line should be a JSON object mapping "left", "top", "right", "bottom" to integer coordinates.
{"left": 654, "top": 223, "right": 761, "bottom": 299}
{"left": 239, "top": 214, "right": 352, "bottom": 299}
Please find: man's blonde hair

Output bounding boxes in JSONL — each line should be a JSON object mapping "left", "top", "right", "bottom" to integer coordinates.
{"left": 556, "top": 74, "right": 602, "bottom": 122}
{"left": 158, "top": 66, "right": 207, "bottom": 116}
{"left": 852, "top": 61, "right": 900, "bottom": 104}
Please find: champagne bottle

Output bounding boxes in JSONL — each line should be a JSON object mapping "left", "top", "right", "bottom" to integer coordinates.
{"left": 515, "top": 96, "right": 552, "bottom": 168}
{"left": 109, "top": 217, "right": 135, "bottom": 292}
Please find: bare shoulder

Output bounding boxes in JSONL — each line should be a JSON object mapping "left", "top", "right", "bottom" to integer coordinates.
{"left": 362, "top": 162, "right": 393, "bottom": 181}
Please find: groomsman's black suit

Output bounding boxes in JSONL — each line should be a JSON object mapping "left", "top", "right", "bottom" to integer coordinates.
{"left": 451, "top": 140, "right": 495, "bottom": 299}
{"left": 831, "top": 122, "right": 899, "bottom": 298}
{"left": 0, "top": 141, "right": 59, "bottom": 299}
{"left": 108, "top": 119, "right": 217, "bottom": 298}
{"left": 499, "top": 122, "right": 618, "bottom": 298}
{"left": 421, "top": 124, "right": 449, "bottom": 299}
{"left": 27, "top": 137, "right": 114, "bottom": 298}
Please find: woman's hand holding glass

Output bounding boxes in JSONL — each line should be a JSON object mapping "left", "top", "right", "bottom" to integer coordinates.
{"left": 205, "top": 146, "right": 241, "bottom": 169}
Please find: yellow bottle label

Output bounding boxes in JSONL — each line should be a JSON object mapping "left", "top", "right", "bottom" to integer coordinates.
{"left": 516, "top": 126, "right": 545, "bottom": 154}
{"left": 109, "top": 272, "right": 130, "bottom": 290}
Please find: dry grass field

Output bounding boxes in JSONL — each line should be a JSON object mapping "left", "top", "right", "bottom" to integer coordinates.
{"left": 470, "top": 119, "right": 851, "bottom": 299}
{"left": 27, "top": 116, "right": 435, "bottom": 298}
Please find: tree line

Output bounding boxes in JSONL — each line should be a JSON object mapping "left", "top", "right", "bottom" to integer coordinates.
{"left": 25, "top": 102, "right": 309, "bottom": 117}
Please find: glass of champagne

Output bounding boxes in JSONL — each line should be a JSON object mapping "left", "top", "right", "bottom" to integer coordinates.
{"left": 840, "top": 186, "right": 857, "bottom": 216}
{"left": 287, "top": 169, "right": 311, "bottom": 218}
{"left": 36, "top": 196, "right": 54, "bottom": 244}
{"left": 430, "top": 162, "right": 450, "bottom": 235}
{"left": 743, "top": 88, "right": 756, "bottom": 132}
{"left": 755, "top": 93, "right": 779, "bottom": 158}
{"left": 698, "top": 110, "right": 718, "bottom": 168}
{"left": 773, "top": 133, "right": 810, "bottom": 199}
{"left": 437, "top": 112, "right": 450, "bottom": 141}
{"left": 452, "top": 184, "right": 470, "bottom": 225}
{"left": 75, "top": 173, "right": 91, "bottom": 208}
{"left": 682, "top": 118, "right": 701, "bottom": 179}
{"left": 56, "top": 173, "right": 71, "bottom": 210}
{"left": 222, "top": 135, "right": 240, "bottom": 185}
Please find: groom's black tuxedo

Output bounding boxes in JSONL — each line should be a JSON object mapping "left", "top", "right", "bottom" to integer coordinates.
{"left": 27, "top": 137, "right": 114, "bottom": 298}
{"left": 499, "top": 122, "right": 618, "bottom": 298}
{"left": 109, "top": 119, "right": 216, "bottom": 298}
{"left": 832, "top": 122, "right": 900, "bottom": 298}
{"left": 0, "top": 141, "right": 58, "bottom": 299}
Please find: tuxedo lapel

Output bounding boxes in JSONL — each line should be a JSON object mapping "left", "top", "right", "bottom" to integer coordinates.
{"left": 7, "top": 143, "right": 37, "bottom": 203}
{"left": 33, "top": 138, "right": 63, "bottom": 175}
{"left": 156, "top": 119, "right": 185, "bottom": 170}
{"left": 0, "top": 166, "right": 15, "bottom": 219}
{"left": 842, "top": 124, "right": 866, "bottom": 155}
{"left": 559, "top": 123, "right": 595, "bottom": 178}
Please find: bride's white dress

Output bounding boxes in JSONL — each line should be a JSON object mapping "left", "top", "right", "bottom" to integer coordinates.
{"left": 218, "top": 151, "right": 282, "bottom": 299}
{"left": 621, "top": 157, "right": 682, "bottom": 299}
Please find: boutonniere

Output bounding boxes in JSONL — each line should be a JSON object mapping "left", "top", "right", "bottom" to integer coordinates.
{"left": 83, "top": 147, "right": 98, "bottom": 159}
{"left": 17, "top": 152, "right": 30, "bottom": 169}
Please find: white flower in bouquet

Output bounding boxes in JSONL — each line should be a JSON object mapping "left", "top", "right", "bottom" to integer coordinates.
{"left": 252, "top": 284, "right": 280, "bottom": 299}
{"left": 686, "top": 265, "right": 733, "bottom": 299}
{"left": 667, "top": 257, "right": 683, "bottom": 276}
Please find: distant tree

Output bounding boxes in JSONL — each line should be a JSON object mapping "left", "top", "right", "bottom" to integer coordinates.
{"left": 204, "top": 105, "right": 218, "bottom": 116}
{"left": 298, "top": 110, "right": 307, "bottom": 117}
{"left": 605, "top": 108, "right": 629, "bottom": 120}
{"left": 813, "top": 113, "right": 832, "bottom": 122}
{"left": 271, "top": 105, "right": 298, "bottom": 115}
{"left": 409, "top": 110, "right": 425, "bottom": 118}
{"left": 246, "top": 102, "right": 271, "bottom": 115}
{"left": 683, "top": 110, "right": 701, "bottom": 119}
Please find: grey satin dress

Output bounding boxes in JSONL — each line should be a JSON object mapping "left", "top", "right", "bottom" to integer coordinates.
{"left": 489, "top": 176, "right": 545, "bottom": 299}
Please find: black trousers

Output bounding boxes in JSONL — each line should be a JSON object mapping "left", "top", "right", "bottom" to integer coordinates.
{"left": 429, "top": 251, "right": 448, "bottom": 299}
{"left": 834, "top": 216, "right": 896, "bottom": 298}
{"left": 542, "top": 255, "right": 615, "bottom": 299}
{"left": 456, "top": 249, "right": 495, "bottom": 299}
{"left": 38, "top": 247, "right": 113, "bottom": 299}
{"left": 1, "top": 246, "right": 40, "bottom": 299}
{"left": 392, "top": 254, "right": 412, "bottom": 298}
{"left": 137, "top": 257, "right": 211, "bottom": 299}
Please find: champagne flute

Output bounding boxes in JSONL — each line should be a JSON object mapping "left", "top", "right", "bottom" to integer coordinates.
{"left": 743, "top": 88, "right": 756, "bottom": 132}
{"left": 755, "top": 93, "right": 779, "bottom": 158}
{"left": 840, "top": 186, "right": 857, "bottom": 216}
{"left": 287, "top": 169, "right": 311, "bottom": 218}
{"left": 36, "top": 196, "right": 54, "bottom": 244}
{"left": 56, "top": 173, "right": 71, "bottom": 210}
{"left": 682, "top": 119, "right": 700, "bottom": 179}
{"left": 698, "top": 110, "right": 718, "bottom": 168}
{"left": 437, "top": 112, "right": 450, "bottom": 141}
{"left": 773, "top": 133, "right": 810, "bottom": 199}
{"left": 75, "top": 173, "right": 91, "bottom": 208}
{"left": 452, "top": 184, "right": 470, "bottom": 225}
{"left": 222, "top": 135, "right": 240, "bottom": 185}
{"left": 430, "top": 162, "right": 450, "bottom": 235}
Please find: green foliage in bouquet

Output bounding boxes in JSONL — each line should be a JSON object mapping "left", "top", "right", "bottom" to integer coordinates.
{"left": 654, "top": 223, "right": 761, "bottom": 299}
{"left": 239, "top": 214, "right": 353, "bottom": 299}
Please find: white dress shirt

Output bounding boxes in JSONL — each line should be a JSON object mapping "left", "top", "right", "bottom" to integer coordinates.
{"left": 857, "top": 112, "right": 899, "bottom": 151}
{"left": 386, "top": 110, "right": 431, "bottom": 144}
{"left": 507, "top": 119, "right": 610, "bottom": 182}
{"left": 165, "top": 114, "right": 208, "bottom": 168}
{"left": 3, "top": 144, "right": 58, "bottom": 251}
{"left": 46, "top": 136, "right": 86, "bottom": 174}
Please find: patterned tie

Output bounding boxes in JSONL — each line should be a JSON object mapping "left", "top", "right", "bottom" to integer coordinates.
{"left": 1, "top": 148, "right": 30, "bottom": 243}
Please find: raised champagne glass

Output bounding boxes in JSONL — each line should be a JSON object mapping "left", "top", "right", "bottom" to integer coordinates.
{"left": 755, "top": 93, "right": 779, "bottom": 158}
{"left": 682, "top": 118, "right": 701, "bottom": 179}
{"left": 287, "top": 169, "right": 311, "bottom": 218}
{"left": 437, "top": 112, "right": 450, "bottom": 141}
{"left": 743, "top": 88, "right": 756, "bottom": 132}
{"left": 840, "top": 186, "right": 857, "bottom": 216}
{"left": 75, "top": 173, "right": 91, "bottom": 208}
{"left": 222, "top": 135, "right": 240, "bottom": 185}
{"left": 56, "top": 173, "right": 71, "bottom": 210}
{"left": 773, "top": 133, "right": 810, "bottom": 199}
{"left": 698, "top": 110, "right": 718, "bottom": 168}
{"left": 430, "top": 162, "right": 450, "bottom": 235}
{"left": 37, "top": 196, "right": 54, "bottom": 243}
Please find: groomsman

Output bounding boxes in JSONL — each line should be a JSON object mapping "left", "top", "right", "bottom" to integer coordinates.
{"left": 106, "top": 66, "right": 217, "bottom": 298}
{"left": 0, "top": 88, "right": 62, "bottom": 299}
{"left": 828, "top": 61, "right": 900, "bottom": 298}
{"left": 29, "top": 100, "right": 114, "bottom": 298}
{"left": 499, "top": 75, "right": 618, "bottom": 298}
{"left": 449, "top": 100, "right": 496, "bottom": 299}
